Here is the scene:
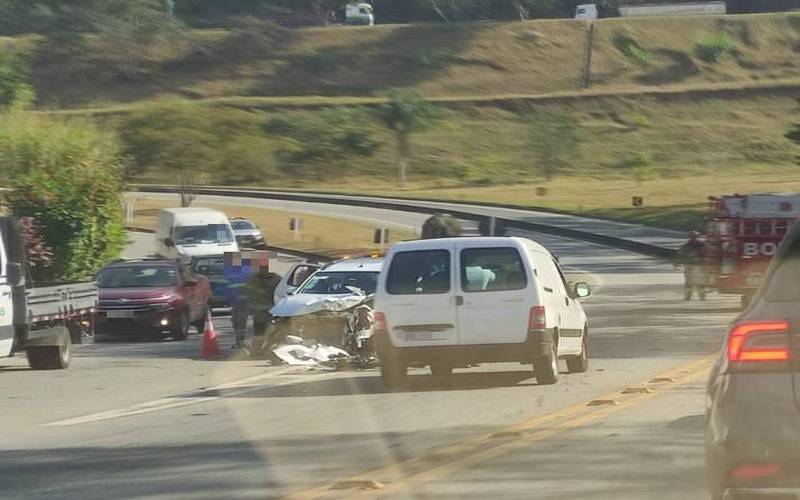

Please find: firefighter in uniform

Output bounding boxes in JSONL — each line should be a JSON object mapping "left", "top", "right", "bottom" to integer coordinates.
{"left": 676, "top": 230, "right": 708, "bottom": 301}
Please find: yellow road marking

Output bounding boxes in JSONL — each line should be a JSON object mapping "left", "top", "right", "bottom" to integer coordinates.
{"left": 284, "top": 355, "right": 714, "bottom": 500}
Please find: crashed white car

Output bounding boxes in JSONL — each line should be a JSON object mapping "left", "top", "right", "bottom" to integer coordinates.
{"left": 269, "top": 257, "right": 382, "bottom": 348}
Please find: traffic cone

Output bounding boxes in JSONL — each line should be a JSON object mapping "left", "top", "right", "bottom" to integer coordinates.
{"left": 201, "top": 316, "right": 222, "bottom": 359}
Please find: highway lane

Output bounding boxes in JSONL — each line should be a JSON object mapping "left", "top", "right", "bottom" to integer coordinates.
{"left": 0, "top": 198, "right": 736, "bottom": 499}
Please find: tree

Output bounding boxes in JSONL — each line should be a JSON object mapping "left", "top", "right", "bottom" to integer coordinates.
{"left": 0, "top": 113, "right": 126, "bottom": 282}
{"left": 376, "top": 89, "right": 440, "bottom": 186}
{"left": 528, "top": 112, "right": 582, "bottom": 181}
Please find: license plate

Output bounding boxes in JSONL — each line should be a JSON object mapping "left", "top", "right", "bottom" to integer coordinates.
{"left": 106, "top": 310, "right": 135, "bottom": 319}
{"left": 402, "top": 331, "right": 435, "bottom": 341}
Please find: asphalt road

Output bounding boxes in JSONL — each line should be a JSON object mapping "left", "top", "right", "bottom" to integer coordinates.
{"left": 0, "top": 196, "right": 738, "bottom": 500}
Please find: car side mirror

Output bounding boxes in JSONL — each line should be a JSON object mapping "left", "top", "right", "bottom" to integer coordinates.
{"left": 7, "top": 262, "right": 23, "bottom": 287}
{"left": 286, "top": 287, "right": 298, "bottom": 296}
{"left": 572, "top": 282, "right": 591, "bottom": 298}
{"left": 164, "top": 238, "right": 175, "bottom": 248}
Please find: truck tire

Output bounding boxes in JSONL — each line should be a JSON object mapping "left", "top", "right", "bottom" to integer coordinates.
{"left": 566, "top": 333, "right": 589, "bottom": 373}
{"left": 533, "top": 337, "right": 559, "bottom": 385}
{"left": 430, "top": 363, "right": 453, "bottom": 382}
{"left": 27, "top": 336, "right": 71, "bottom": 370}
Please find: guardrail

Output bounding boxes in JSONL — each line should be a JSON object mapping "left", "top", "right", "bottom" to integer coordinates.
{"left": 134, "top": 186, "right": 677, "bottom": 260}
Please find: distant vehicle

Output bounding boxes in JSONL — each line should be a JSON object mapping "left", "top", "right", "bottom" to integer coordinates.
{"left": 575, "top": 4, "right": 599, "bottom": 19}
{"left": 95, "top": 259, "right": 211, "bottom": 340}
{"left": 345, "top": 2, "right": 374, "bottom": 26}
{"left": 619, "top": 1, "right": 726, "bottom": 17}
{"left": 155, "top": 208, "right": 239, "bottom": 262}
{"left": 269, "top": 257, "right": 382, "bottom": 344}
{"left": 0, "top": 217, "right": 97, "bottom": 370}
{"left": 373, "top": 237, "right": 591, "bottom": 388}
{"left": 705, "top": 221, "right": 800, "bottom": 499}
{"left": 230, "top": 218, "right": 267, "bottom": 249}
{"left": 704, "top": 193, "right": 800, "bottom": 305}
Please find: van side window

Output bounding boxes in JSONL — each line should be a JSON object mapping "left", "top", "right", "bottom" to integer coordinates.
{"left": 460, "top": 247, "right": 527, "bottom": 292}
{"left": 387, "top": 250, "right": 450, "bottom": 295}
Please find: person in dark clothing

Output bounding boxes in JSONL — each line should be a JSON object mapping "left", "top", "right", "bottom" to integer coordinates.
{"left": 243, "top": 266, "right": 282, "bottom": 337}
{"left": 676, "top": 230, "right": 708, "bottom": 301}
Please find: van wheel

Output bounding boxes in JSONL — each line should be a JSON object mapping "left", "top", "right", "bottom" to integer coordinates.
{"left": 380, "top": 356, "right": 408, "bottom": 390}
{"left": 567, "top": 333, "right": 589, "bottom": 373}
{"left": 27, "top": 337, "right": 72, "bottom": 370}
{"left": 533, "top": 338, "right": 559, "bottom": 385}
{"left": 430, "top": 363, "right": 453, "bottom": 384}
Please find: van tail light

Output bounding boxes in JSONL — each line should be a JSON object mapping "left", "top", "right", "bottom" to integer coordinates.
{"left": 729, "top": 463, "right": 782, "bottom": 482}
{"left": 727, "top": 320, "right": 791, "bottom": 370}
{"left": 373, "top": 312, "right": 389, "bottom": 335}
{"left": 528, "top": 306, "right": 546, "bottom": 331}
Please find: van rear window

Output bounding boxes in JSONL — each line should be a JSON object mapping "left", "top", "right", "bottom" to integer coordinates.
{"left": 386, "top": 250, "right": 450, "bottom": 295}
{"left": 460, "top": 247, "right": 527, "bottom": 292}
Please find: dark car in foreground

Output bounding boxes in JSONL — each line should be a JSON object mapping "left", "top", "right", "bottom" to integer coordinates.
{"left": 231, "top": 218, "right": 267, "bottom": 249}
{"left": 706, "top": 223, "right": 800, "bottom": 499}
{"left": 95, "top": 259, "right": 211, "bottom": 340}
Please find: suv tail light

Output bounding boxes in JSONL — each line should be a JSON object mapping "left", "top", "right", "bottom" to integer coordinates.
{"left": 528, "top": 306, "right": 546, "bottom": 331}
{"left": 373, "top": 312, "right": 389, "bottom": 335}
{"left": 727, "top": 320, "right": 791, "bottom": 369}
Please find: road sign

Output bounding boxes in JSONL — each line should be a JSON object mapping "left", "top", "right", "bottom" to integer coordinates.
{"left": 290, "top": 217, "right": 304, "bottom": 241}
{"left": 374, "top": 228, "right": 390, "bottom": 249}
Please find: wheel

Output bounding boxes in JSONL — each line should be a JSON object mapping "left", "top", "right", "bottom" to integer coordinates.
{"left": 380, "top": 352, "right": 408, "bottom": 390}
{"left": 193, "top": 306, "right": 209, "bottom": 334}
{"left": 171, "top": 309, "right": 189, "bottom": 341}
{"left": 430, "top": 363, "right": 453, "bottom": 381}
{"left": 27, "top": 335, "right": 71, "bottom": 370}
{"left": 566, "top": 332, "right": 589, "bottom": 373}
{"left": 533, "top": 336, "right": 559, "bottom": 385}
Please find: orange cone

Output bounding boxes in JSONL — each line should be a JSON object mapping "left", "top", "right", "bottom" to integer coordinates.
{"left": 201, "top": 316, "right": 222, "bottom": 359}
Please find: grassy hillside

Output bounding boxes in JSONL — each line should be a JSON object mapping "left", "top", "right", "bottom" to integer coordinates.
{"left": 10, "top": 12, "right": 800, "bottom": 109}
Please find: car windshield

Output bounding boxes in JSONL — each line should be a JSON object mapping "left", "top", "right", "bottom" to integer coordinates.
{"left": 231, "top": 220, "right": 255, "bottom": 230}
{"left": 97, "top": 266, "right": 177, "bottom": 288}
{"left": 174, "top": 224, "right": 234, "bottom": 245}
{"left": 192, "top": 258, "right": 224, "bottom": 278}
{"left": 297, "top": 271, "right": 378, "bottom": 295}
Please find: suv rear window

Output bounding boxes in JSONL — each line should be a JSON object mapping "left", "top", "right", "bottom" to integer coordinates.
{"left": 386, "top": 250, "right": 450, "bottom": 295}
{"left": 461, "top": 247, "right": 527, "bottom": 292}
{"left": 765, "top": 231, "right": 800, "bottom": 302}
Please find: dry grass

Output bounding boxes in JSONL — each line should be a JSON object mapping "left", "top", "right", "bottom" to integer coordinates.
{"left": 126, "top": 195, "right": 416, "bottom": 256}
{"left": 19, "top": 12, "right": 800, "bottom": 109}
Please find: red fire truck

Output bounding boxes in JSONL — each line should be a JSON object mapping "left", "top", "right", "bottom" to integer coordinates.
{"left": 705, "top": 193, "right": 800, "bottom": 304}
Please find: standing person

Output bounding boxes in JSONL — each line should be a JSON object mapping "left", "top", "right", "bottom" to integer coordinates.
{"left": 676, "top": 230, "right": 707, "bottom": 301}
{"left": 243, "top": 266, "right": 282, "bottom": 338}
{"left": 222, "top": 252, "right": 253, "bottom": 349}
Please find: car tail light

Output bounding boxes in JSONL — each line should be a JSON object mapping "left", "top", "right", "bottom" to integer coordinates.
{"left": 528, "top": 306, "right": 546, "bottom": 331}
{"left": 729, "top": 463, "right": 782, "bottom": 481}
{"left": 373, "top": 312, "right": 388, "bottom": 335}
{"left": 727, "top": 320, "right": 791, "bottom": 369}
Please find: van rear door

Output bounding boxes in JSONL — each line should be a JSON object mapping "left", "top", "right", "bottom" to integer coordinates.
{"left": 455, "top": 241, "right": 530, "bottom": 345}
{"left": 382, "top": 244, "right": 457, "bottom": 347}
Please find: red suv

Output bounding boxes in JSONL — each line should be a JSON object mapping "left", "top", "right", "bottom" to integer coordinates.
{"left": 95, "top": 259, "right": 211, "bottom": 340}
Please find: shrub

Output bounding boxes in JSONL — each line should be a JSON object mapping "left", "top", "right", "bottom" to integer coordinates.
{"left": 0, "top": 49, "right": 35, "bottom": 108}
{"left": 0, "top": 113, "right": 126, "bottom": 282}
{"left": 614, "top": 35, "right": 652, "bottom": 66}
{"left": 694, "top": 32, "right": 736, "bottom": 63}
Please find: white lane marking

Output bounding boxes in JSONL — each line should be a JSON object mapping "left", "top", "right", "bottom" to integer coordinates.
{"left": 45, "top": 367, "right": 330, "bottom": 427}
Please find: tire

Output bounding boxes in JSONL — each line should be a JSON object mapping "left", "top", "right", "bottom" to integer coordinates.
{"left": 27, "top": 336, "right": 71, "bottom": 370}
{"left": 533, "top": 335, "right": 559, "bottom": 385}
{"left": 567, "top": 332, "right": 589, "bottom": 373}
{"left": 171, "top": 309, "right": 189, "bottom": 341}
{"left": 430, "top": 363, "right": 453, "bottom": 380}
{"left": 193, "top": 306, "right": 209, "bottom": 334}
{"left": 380, "top": 353, "right": 408, "bottom": 390}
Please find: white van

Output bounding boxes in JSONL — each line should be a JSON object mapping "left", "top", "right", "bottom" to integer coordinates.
{"left": 373, "top": 237, "right": 590, "bottom": 388}
{"left": 575, "top": 3, "right": 598, "bottom": 19}
{"left": 155, "top": 208, "right": 239, "bottom": 261}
